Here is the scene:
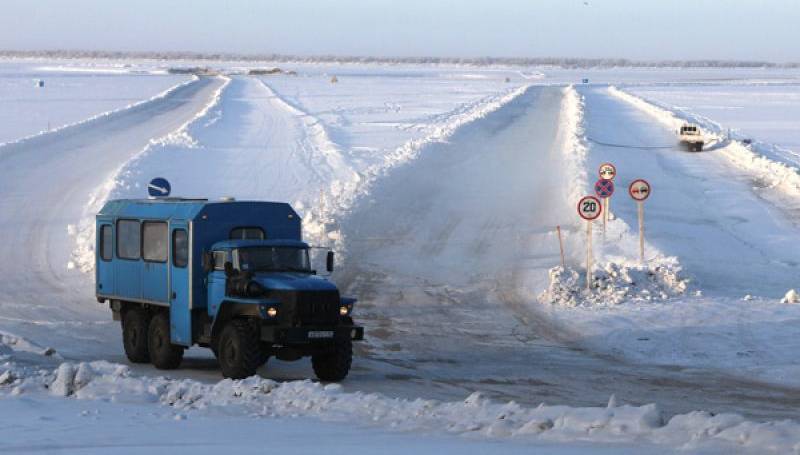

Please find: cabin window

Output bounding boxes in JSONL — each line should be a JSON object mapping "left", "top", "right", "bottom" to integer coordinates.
{"left": 173, "top": 229, "right": 188, "bottom": 268}
{"left": 117, "top": 219, "right": 141, "bottom": 260}
{"left": 213, "top": 251, "right": 228, "bottom": 271}
{"left": 100, "top": 225, "right": 113, "bottom": 261}
{"left": 230, "top": 227, "right": 265, "bottom": 240}
{"left": 142, "top": 221, "right": 168, "bottom": 263}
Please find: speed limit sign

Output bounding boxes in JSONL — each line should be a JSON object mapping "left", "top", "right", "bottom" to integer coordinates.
{"left": 599, "top": 163, "right": 616, "bottom": 180}
{"left": 577, "top": 195, "right": 602, "bottom": 221}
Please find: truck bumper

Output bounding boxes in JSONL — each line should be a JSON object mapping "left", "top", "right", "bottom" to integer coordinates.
{"left": 260, "top": 325, "right": 364, "bottom": 344}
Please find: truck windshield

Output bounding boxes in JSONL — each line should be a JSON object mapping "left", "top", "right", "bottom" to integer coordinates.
{"left": 236, "top": 247, "right": 311, "bottom": 273}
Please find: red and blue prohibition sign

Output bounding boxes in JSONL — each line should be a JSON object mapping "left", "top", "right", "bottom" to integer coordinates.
{"left": 594, "top": 179, "right": 615, "bottom": 198}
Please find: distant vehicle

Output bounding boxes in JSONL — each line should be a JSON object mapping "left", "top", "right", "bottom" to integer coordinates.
{"left": 582, "top": 78, "right": 589, "bottom": 84}
{"left": 95, "top": 198, "right": 363, "bottom": 380}
{"left": 678, "top": 123, "right": 704, "bottom": 151}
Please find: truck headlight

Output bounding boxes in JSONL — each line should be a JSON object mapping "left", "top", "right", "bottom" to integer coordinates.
{"left": 267, "top": 307, "right": 278, "bottom": 318}
{"left": 339, "top": 305, "right": 350, "bottom": 316}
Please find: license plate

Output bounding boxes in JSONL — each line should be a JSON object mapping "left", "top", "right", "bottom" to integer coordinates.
{"left": 308, "top": 330, "right": 334, "bottom": 339}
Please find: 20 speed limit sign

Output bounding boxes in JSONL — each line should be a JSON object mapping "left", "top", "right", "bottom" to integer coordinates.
{"left": 628, "top": 179, "right": 651, "bottom": 201}
{"left": 577, "top": 195, "right": 603, "bottom": 220}
{"left": 599, "top": 163, "right": 617, "bottom": 180}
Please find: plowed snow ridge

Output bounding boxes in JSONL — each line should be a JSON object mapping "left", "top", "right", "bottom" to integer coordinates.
{"left": 70, "top": 76, "right": 232, "bottom": 273}
{"left": 0, "top": 356, "right": 798, "bottom": 454}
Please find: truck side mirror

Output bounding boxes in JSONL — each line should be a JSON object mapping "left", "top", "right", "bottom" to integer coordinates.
{"left": 224, "top": 261, "right": 234, "bottom": 277}
{"left": 202, "top": 251, "right": 214, "bottom": 273}
{"left": 326, "top": 251, "right": 335, "bottom": 273}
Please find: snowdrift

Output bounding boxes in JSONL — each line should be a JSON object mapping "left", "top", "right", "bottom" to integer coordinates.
{"left": 0, "top": 355, "right": 798, "bottom": 453}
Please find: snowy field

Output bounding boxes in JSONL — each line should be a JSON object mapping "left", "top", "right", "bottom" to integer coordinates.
{"left": 0, "top": 62, "right": 190, "bottom": 144}
{"left": 3, "top": 59, "right": 800, "bottom": 452}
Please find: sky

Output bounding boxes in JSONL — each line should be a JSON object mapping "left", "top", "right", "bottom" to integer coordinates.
{"left": 1, "top": 0, "right": 798, "bottom": 62}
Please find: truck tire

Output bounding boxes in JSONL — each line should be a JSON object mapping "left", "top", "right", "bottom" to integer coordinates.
{"left": 312, "top": 338, "right": 352, "bottom": 382}
{"left": 122, "top": 308, "right": 150, "bottom": 363}
{"left": 217, "top": 319, "right": 263, "bottom": 379}
{"left": 148, "top": 312, "right": 184, "bottom": 370}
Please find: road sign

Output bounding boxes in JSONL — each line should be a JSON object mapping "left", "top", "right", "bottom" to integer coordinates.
{"left": 577, "top": 195, "right": 602, "bottom": 221}
{"left": 148, "top": 177, "right": 171, "bottom": 198}
{"left": 628, "top": 179, "right": 651, "bottom": 201}
{"left": 599, "top": 163, "right": 616, "bottom": 180}
{"left": 594, "top": 179, "right": 615, "bottom": 198}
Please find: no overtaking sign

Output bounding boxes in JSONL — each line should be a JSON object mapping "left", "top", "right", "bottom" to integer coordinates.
{"left": 628, "top": 179, "right": 651, "bottom": 201}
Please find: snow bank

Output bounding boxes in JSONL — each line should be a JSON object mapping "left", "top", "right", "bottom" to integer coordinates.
{"left": 557, "top": 85, "right": 589, "bottom": 206}
{"left": 539, "top": 262, "right": 689, "bottom": 307}
{"left": 69, "top": 75, "right": 231, "bottom": 273}
{"left": 1, "top": 360, "right": 798, "bottom": 452}
{"left": 305, "top": 83, "right": 533, "bottom": 251}
{"left": 609, "top": 86, "right": 800, "bottom": 209}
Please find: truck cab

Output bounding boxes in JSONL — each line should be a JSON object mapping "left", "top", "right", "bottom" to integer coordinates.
{"left": 95, "top": 198, "right": 363, "bottom": 380}
{"left": 678, "top": 123, "right": 704, "bottom": 152}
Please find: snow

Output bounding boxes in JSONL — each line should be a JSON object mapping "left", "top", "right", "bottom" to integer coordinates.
{"left": 540, "top": 262, "right": 688, "bottom": 307}
{"left": 87, "top": 69, "right": 531, "bottom": 263}
{"left": 1, "top": 355, "right": 798, "bottom": 453}
{"left": 70, "top": 74, "right": 231, "bottom": 273}
{"left": 537, "top": 83, "right": 800, "bottom": 390}
{"left": 628, "top": 83, "right": 800, "bottom": 157}
{"left": 4, "top": 60, "right": 800, "bottom": 451}
{"left": 0, "top": 62, "right": 192, "bottom": 144}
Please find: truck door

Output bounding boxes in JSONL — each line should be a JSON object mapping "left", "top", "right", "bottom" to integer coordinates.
{"left": 142, "top": 221, "right": 169, "bottom": 303}
{"left": 96, "top": 223, "right": 114, "bottom": 296}
{"left": 169, "top": 221, "right": 192, "bottom": 346}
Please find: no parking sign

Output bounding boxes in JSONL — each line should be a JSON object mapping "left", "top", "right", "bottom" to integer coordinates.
{"left": 594, "top": 179, "right": 614, "bottom": 198}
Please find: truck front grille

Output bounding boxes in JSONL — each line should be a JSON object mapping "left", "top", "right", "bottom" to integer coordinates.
{"left": 268, "top": 290, "right": 340, "bottom": 326}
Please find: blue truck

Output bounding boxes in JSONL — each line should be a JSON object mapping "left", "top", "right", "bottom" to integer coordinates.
{"left": 95, "top": 198, "right": 363, "bottom": 380}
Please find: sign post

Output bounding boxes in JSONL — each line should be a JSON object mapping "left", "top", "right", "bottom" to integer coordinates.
{"left": 598, "top": 162, "right": 617, "bottom": 226}
{"left": 594, "top": 179, "right": 615, "bottom": 236}
{"left": 628, "top": 179, "right": 652, "bottom": 263}
{"left": 577, "top": 195, "right": 603, "bottom": 291}
{"left": 556, "top": 225, "right": 566, "bottom": 269}
{"left": 148, "top": 177, "right": 171, "bottom": 198}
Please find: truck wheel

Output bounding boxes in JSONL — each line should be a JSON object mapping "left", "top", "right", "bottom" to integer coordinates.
{"left": 312, "top": 338, "right": 352, "bottom": 382}
{"left": 148, "top": 313, "right": 184, "bottom": 370}
{"left": 217, "top": 319, "right": 262, "bottom": 379}
{"left": 122, "top": 308, "right": 150, "bottom": 363}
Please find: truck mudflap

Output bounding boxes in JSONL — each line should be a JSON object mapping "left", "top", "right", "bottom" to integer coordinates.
{"left": 261, "top": 325, "right": 364, "bottom": 344}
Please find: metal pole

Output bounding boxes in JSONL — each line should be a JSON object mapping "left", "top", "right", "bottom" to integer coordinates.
{"left": 586, "top": 220, "right": 593, "bottom": 291}
{"left": 556, "top": 225, "right": 566, "bottom": 269}
{"left": 602, "top": 197, "right": 608, "bottom": 237}
{"left": 638, "top": 201, "right": 645, "bottom": 263}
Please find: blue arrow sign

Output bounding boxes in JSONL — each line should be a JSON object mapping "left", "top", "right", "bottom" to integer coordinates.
{"left": 148, "top": 177, "right": 171, "bottom": 198}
